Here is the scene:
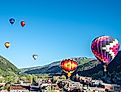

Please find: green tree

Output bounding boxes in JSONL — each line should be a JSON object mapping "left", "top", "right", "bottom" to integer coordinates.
{"left": 4, "top": 81, "right": 11, "bottom": 91}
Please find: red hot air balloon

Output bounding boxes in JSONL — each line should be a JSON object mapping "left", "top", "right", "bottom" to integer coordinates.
{"left": 60, "top": 59, "right": 78, "bottom": 78}
{"left": 21, "top": 21, "right": 25, "bottom": 27}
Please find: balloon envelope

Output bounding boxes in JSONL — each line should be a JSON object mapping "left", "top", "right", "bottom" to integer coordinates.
{"left": 5, "top": 42, "right": 10, "bottom": 48}
{"left": 9, "top": 18, "right": 15, "bottom": 24}
{"left": 21, "top": 21, "right": 25, "bottom": 27}
{"left": 33, "top": 54, "right": 38, "bottom": 60}
{"left": 60, "top": 59, "right": 78, "bottom": 77}
{"left": 91, "top": 36, "right": 120, "bottom": 65}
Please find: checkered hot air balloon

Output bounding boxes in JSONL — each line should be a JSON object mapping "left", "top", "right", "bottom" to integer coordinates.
{"left": 60, "top": 59, "right": 78, "bottom": 78}
{"left": 91, "top": 36, "right": 120, "bottom": 65}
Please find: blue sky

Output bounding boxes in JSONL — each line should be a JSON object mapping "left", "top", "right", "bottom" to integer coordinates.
{"left": 0, "top": 0, "right": 121, "bottom": 68}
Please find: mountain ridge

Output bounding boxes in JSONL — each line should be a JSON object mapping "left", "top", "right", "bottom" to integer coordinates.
{"left": 0, "top": 55, "right": 19, "bottom": 76}
{"left": 20, "top": 51, "right": 121, "bottom": 82}
{"left": 20, "top": 57, "right": 97, "bottom": 74}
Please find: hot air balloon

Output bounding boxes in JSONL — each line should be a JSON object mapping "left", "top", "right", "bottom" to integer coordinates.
{"left": 9, "top": 18, "right": 15, "bottom": 24}
{"left": 60, "top": 59, "right": 78, "bottom": 78}
{"left": 32, "top": 54, "right": 38, "bottom": 60}
{"left": 4, "top": 42, "right": 10, "bottom": 48}
{"left": 91, "top": 36, "right": 120, "bottom": 75}
{"left": 21, "top": 21, "right": 25, "bottom": 27}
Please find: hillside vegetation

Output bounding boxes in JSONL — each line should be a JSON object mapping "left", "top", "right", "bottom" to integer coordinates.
{"left": 0, "top": 55, "right": 19, "bottom": 77}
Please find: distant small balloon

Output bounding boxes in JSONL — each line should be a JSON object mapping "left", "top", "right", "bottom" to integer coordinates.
{"left": 32, "top": 54, "right": 38, "bottom": 60}
{"left": 21, "top": 21, "right": 25, "bottom": 27}
{"left": 5, "top": 42, "right": 10, "bottom": 48}
{"left": 9, "top": 18, "right": 15, "bottom": 24}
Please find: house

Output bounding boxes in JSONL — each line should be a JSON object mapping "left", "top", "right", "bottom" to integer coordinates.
{"left": 30, "top": 85, "right": 41, "bottom": 92}
{"left": 10, "top": 84, "right": 30, "bottom": 92}
{"left": 70, "top": 81, "right": 82, "bottom": 88}
{"left": 102, "top": 83, "right": 121, "bottom": 91}
{"left": 0, "top": 83, "right": 5, "bottom": 87}
{"left": 51, "top": 84, "right": 60, "bottom": 90}
{"left": 79, "top": 76, "right": 92, "bottom": 81}
{"left": 18, "top": 80, "right": 31, "bottom": 85}
{"left": 0, "top": 90, "right": 8, "bottom": 92}
{"left": 10, "top": 84, "right": 41, "bottom": 92}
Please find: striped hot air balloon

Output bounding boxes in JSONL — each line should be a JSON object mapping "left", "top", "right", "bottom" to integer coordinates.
{"left": 91, "top": 36, "right": 120, "bottom": 65}
{"left": 91, "top": 36, "right": 120, "bottom": 76}
{"left": 60, "top": 59, "right": 78, "bottom": 78}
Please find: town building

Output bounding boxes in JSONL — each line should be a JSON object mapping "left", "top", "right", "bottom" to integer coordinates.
{"left": 10, "top": 84, "right": 30, "bottom": 92}
{"left": 10, "top": 84, "right": 41, "bottom": 92}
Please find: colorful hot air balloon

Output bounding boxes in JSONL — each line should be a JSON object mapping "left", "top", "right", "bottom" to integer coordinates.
{"left": 5, "top": 42, "right": 10, "bottom": 48}
{"left": 60, "top": 59, "right": 78, "bottom": 78}
{"left": 91, "top": 36, "right": 120, "bottom": 75}
{"left": 21, "top": 21, "right": 25, "bottom": 27}
{"left": 32, "top": 54, "right": 38, "bottom": 60}
{"left": 91, "top": 36, "right": 120, "bottom": 65}
{"left": 9, "top": 18, "right": 15, "bottom": 24}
